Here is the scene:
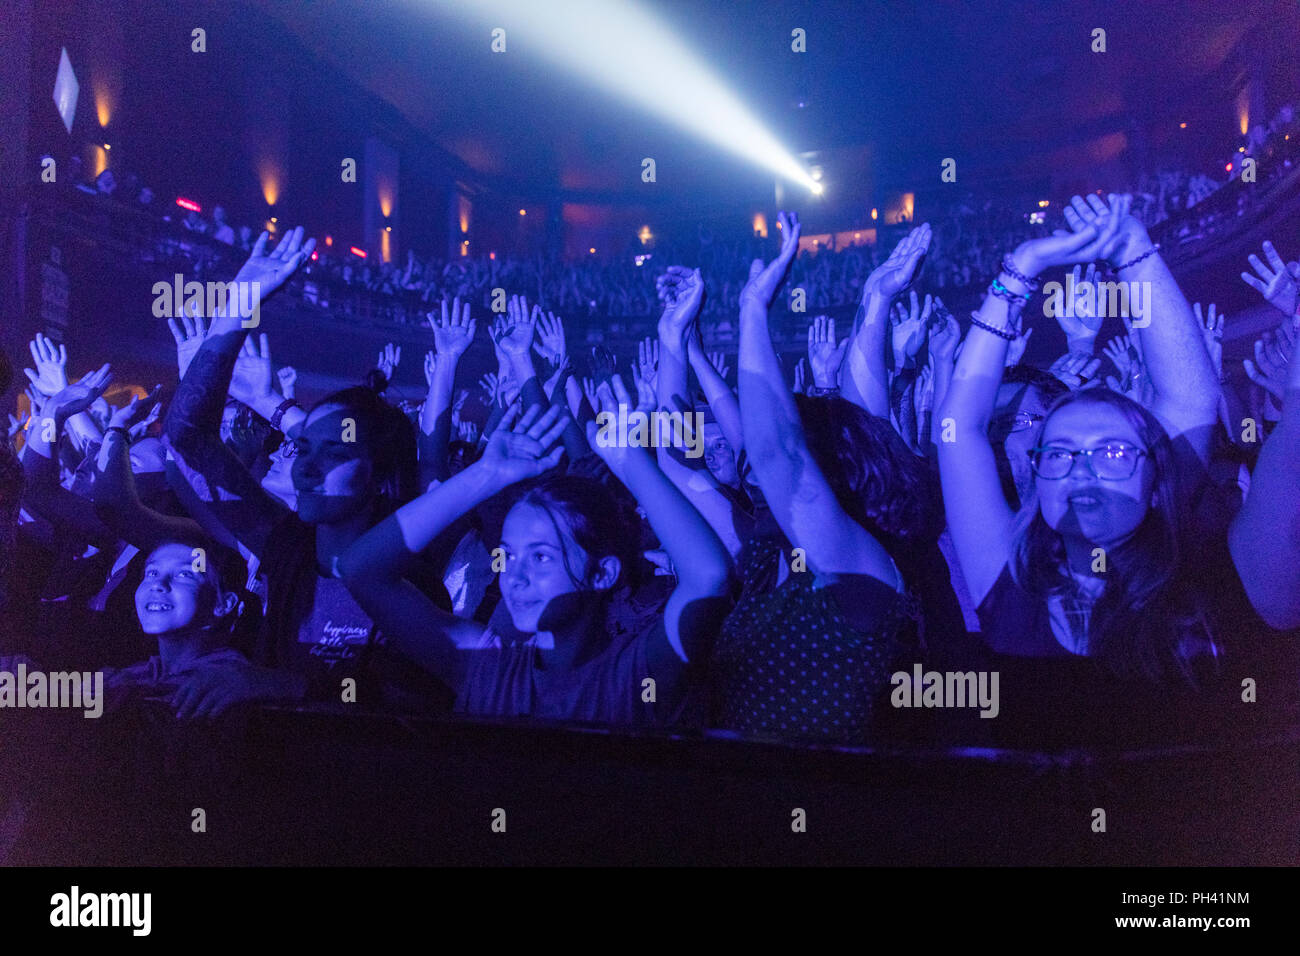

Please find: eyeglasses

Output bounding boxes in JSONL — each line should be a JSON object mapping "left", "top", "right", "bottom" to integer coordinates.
{"left": 1029, "top": 442, "right": 1148, "bottom": 480}
{"left": 988, "top": 410, "right": 1045, "bottom": 439}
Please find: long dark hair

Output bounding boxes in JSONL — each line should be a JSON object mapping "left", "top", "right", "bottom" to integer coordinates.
{"left": 312, "top": 385, "right": 420, "bottom": 519}
{"left": 1008, "top": 388, "right": 1207, "bottom": 683}
{"left": 513, "top": 475, "right": 643, "bottom": 593}
{"left": 793, "top": 394, "right": 941, "bottom": 545}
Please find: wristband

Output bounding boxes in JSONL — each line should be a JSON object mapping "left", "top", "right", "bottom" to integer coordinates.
{"left": 104, "top": 426, "right": 131, "bottom": 441}
{"left": 1113, "top": 243, "right": 1159, "bottom": 273}
{"left": 1000, "top": 255, "right": 1041, "bottom": 291}
{"left": 969, "top": 313, "right": 1020, "bottom": 341}
{"left": 990, "top": 277, "right": 1032, "bottom": 302}
{"left": 807, "top": 385, "right": 841, "bottom": 397}
{"left": 270, "top": 398, "right": 299, "bottom": 432}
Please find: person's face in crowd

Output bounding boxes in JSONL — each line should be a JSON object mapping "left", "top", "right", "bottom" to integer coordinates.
{"left": 135, "top": 543, "right": 230, "bottom": 636}
{"left": 213, "top": 206, "right": 227, "bottom": 224}
{"left": 990, "top": 383, "right": 1049, "bottom": 506}
{"left": 291, "top": 404, "right": 377, "bottom": 524}
{"left": 701, "top": 422, "right": 738, "bottom": 486}
{"left": 498, "top": 502, "right": 618, "bottom": 634}
{"left": 96, "top": 170, "right": 116, "bottom": 195}
{"left": 261, "top": 438, "right": 299, "bottom": 509}
{"left": 1033, "top": 402, "right": 1155, "bottom": 548}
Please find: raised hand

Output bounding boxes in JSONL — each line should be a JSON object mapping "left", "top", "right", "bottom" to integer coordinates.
{"left": 7, "top": 409, "right": 30, "bottom": 441}
{"left": 166, "top": 305, "right": 208, "bottom": 379}
{"left": 636, "top": 336, "right": 660, "bottom": 392}
{"left": 927, "top": 299, "right": 961, "bottom": 364}
{"left": 1244, "top": 325, "right": 1295, "bottom": 401}
{"left": 276, "top": 365, "right": 297, "bottom": 400}
{"left": 740, "top": 211, "right": 801, "bottom": 310}
{"left": 457, "top": 420, "right": 480, "bottom": 445}
{"left": 377, "top": 343, "right": 402, "bottom": 382}
{"left": 1101, "top": 334, "right": 1136, "bottom": 379}
{"left": 477, "top": 403, "right": 568, "bottom": 487}
{"left": 793, "top": 357, "right": 808, "bottom": 395}
{"left": 1048, "top": 352, "right": 1102, "bottom": 390}
{"left": 589, "top": 344, "right": 617, "bottom": 381}
{"left": 807, "top": 315, "right": 849, "bottom": 387}
{"left": 479, "top": 372, "right": 501, "bottom": 405}
{"left": 1193, "top": 302, "right": 1225, "bottom": 379}
{"left": 890, "top": 292, "right": 930, "bottom": 370}
{"left": 657, "top": 265, "right": 705, "bottom": 339}
{"left": 629, "top": 364, "right": 657, "bottom": 413}
{"left": 230, "top": 333, "right": 276, "bottom": 408}
{"left": 429, "top": 297, "right": 476, "bottom": 359}
{"left": 24, "top": 333, "right": 69, "bottom": 398}
{"left": 706, "top": 351, "right": 730, "bottom": 379}
{"left": 1058, "top": 192, "right": 1147, "bottom": 267}
{"left": 45, "top": 364, "right": 112, "bottom": 420}
{"left": 532, "top": 309, "right": 567, "bottom": 366}
{"left": 585, "top": 375, "right": 650, "bottom": 474}
{"left": 491, "top": 295, "right": 537, "bottom": 357}
{"left": 451, "top": 388, "right": 469, "bottom": 426}
{"left": 232, "top": 227, "right": 316, "bottom": 301}
{"left": 1056, "top": 263, "right": 1104, "bottom": 345}
{"left": 1004, "top": 326, "right": 1034, "bottom": 368}
{"left": 1241, "top": 241, "right": 1299, "bottom": 319}
{"left": 109, "top": 384, "right": 164, "bottom": 433}
{"left": 580, "top": 376, "right": 600, "bottom": 411}
{"left": 864, "top": 222, "right": 931, "bottom": 299}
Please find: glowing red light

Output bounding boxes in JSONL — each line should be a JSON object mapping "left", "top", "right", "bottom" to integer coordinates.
{"left": 1225, "top": 163, "right": 1233, "bottom": 172}
{"left": 311, "top": 251, "right": 318, "bottom": 261}
{"left": 175, "top": 197, "right": 201, "bottom": 213}
{"left": 349, "top": 246, "right": 367, "bottom": 258}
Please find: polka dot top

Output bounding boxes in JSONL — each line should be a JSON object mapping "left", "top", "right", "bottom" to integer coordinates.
{"left": 713, "top": 534, "right": 921, "bottom": 744}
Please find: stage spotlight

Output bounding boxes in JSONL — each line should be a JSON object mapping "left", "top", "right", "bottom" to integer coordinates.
{"left": 430, "top": 0, "right": 821, "bottom": 193}
{"left": 811, "top": 182, "right": 824, "bottom": 195}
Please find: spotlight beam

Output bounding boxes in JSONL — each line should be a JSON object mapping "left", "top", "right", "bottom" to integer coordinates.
{"left": 428, "top": 0, "right": 820, "bottom": 192}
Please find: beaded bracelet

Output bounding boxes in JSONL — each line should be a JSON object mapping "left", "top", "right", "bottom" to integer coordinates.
{"left": 969, "top": 312, "right": 1020, "bottom": 341}
{"left": 270, "top": 398, "right": 299, "bottom": 432}
{"left": 1114, "top": 243, "right": 1160, "bottom": 273}
{"left": 989, "top": 277, "right": 1032, "bottom": 303}
{"left": 1000, "top": 255, "right": 1041, "bottom": 291}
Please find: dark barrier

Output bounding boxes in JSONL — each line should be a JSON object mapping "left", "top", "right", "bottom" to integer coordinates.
{"left": 4, "top": 703, "right": 1297, "bottom": 866}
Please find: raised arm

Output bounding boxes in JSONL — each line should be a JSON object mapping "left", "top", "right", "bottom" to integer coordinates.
{"left": 587, "top": 376, "right": 731, "bottom": 665}
{"left": 1063, "top": 193, "right": 1219, "bottom": 458}
{"left": 21, "top": 366, "right": 117, "bottom": 547}
{"left": 1230, "top": 311, "right": 1300, "bottom": 629}
{"left": 92, "top": 389, "right": 207, "bottom": 551}
{"left": 937, "top": 215, "right": 1124, "bottom": 604}
{"left": 841, "top": 224, "right": 931, "bottom": 416}
{"left": 419, "top": 298, "right": 476, "bottom": 484}
{"left": 162, "top": 228, "right": 312, "bottom": 556}
{"left": 338, "top": 405, "right": 569, "bottom": 687}
{"left": 737, "top": 211, "right": 894, "bottom": 582}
